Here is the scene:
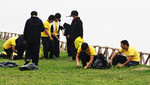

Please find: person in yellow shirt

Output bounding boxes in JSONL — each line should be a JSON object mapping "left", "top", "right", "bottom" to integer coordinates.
{"left": 3, "top": 37, "right": 18, "bottom": 60}
{"left": 41, "top": 15, "right": 55, "bottom": 59}
{"left": 51, "top": 13, "right": 64, "bottom": 58}
{"left": 109, "top": 40, "right": 140, "bottom": 68}
{"left": 76, "top": 43, "right": 97, "bottom": 69}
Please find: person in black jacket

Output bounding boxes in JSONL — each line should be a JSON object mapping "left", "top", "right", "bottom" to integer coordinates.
{"left": 63, "top": 17, "right": 72, "bottom": 56}
{"left": 23, "top": 11, "right": 45, "bottom": 66}
{"left": 67, "top": 10, "right": 83, "bottom": 61}
{"left": 14, "top": 35, "right": 26, "bottom": 60}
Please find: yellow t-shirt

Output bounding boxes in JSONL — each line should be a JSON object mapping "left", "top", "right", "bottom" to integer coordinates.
{"left": 41, "top": 20, "right": 51, "bottom": 37}
{"left": 3, "top": 37, "right": 18, "bottom": 49}
{"left": 119, "top": 46, "right": 140, "bottom": 61}
{"left": 54, "top": 21, "right": 58, "bottom": 35}
{"left": 78, "top": 45, "right": 96, "bottom": 56}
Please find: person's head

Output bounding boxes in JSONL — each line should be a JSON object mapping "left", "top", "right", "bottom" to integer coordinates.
{"left": 55, "top": 13, "right": 61, "bottom": 22}
{"left": 120, "top": 40, "right": 129, "bottom": 50}
{"left": 81, "top": 43, "right": 89, "bottom": 52}
{"left": 31, "top": 11, "right": 38, "bottom": 17}
{"left": 48, "top": 15, "right": 55, "bottom": 23}
{"left": 71, "top": 10, "right": 78, "bottom": 19}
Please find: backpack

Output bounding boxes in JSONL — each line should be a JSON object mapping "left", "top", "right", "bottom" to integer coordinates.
{"left": 91, "top": 53, "right": 110, "bottom": 69}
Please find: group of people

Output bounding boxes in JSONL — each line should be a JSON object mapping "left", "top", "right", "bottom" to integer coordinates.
{"left": 2, "top": 10, "right": 140, "bottom": 69}
{"left": 2, "top": 10, "right": 83, "bottom": 66}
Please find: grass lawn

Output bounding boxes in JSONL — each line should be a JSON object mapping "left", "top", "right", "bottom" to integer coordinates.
{"left": 0, "top": 40, "right": 150, "bottom": 85}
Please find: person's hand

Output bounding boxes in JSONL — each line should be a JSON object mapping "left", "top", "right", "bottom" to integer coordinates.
{"left": 67, "top": 35, "right": 70, "bottom": 38}
{"left": 118, "top": 64, "right": 124, "bottom": 68}
{"left": 84, "top": 66, "right": 88, "bottom": 69}
{"left": 77, "top": 63, "right": 80, "bottom": 67}
{"left": 50, "top": 37, "right": 53, "bottom": 41}
{"left": 109, "top": 60, "right": 113, "bottom": 66}
{"left": 51, "top": 33, "right": 55, "bottom": 36}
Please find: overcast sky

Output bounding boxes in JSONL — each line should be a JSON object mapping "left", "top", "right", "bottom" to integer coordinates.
{"left": 0, "top": 0, "right": 150, "bottom": 53}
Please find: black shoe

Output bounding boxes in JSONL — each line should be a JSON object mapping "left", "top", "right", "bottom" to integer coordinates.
{"left": 24, "top": 59, "right": 30, "bottom": 65}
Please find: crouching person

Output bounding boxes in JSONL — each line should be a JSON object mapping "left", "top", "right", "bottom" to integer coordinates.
{"left": 3, "top": 37, "right": 18, "bottom": 60}
{"left": 76, "top": 43, "right": 96, "bottom": 69}
{"left": 109, "top": 40, "right": 140, "bottom": 68}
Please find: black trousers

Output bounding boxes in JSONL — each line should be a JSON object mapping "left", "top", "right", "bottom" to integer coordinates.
{"left": 112, "top": 55, "right": 139, "bottom": 67}
{"left": 52, "top": 35, "right": 60, "bottom": 57}
{"left": 70, "top": 38, "right": 77, "bottom": 60}
{"left": 66, "top": 37, "right": 72, "bottom": 56}
{"left": 3, "top": 48, "right": 13, "bottom": 58}
{"left": 15, "top": 46, "right": 26, "bottom": 60}
{"left": 25, "top": 43, "right": 40, "bottom": 66}
{"left": 79, "top": 51, "right": 96, "bottom": 67}
{"left": 13, "top": 49, "right": 25, "bottom": 60}
{"left": 41, "top": 37, "right": 55, "bottom": 59}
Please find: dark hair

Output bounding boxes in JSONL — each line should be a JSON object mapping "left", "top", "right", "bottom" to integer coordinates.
{"left": 48, "top": 15, "right": 55, "bottom": 20}
{"left": 81, "top": 43, "right": 88, "bottom": 51}
{"left": 71, "top": 10, "right": 78, "bottom": 16}
{"left": 55, "top": 13, "right": 61, "bottom": 19}
{"left": 121, "top": 40, "right": 129, "bottom": 46}
{"left": 31, "top": 11, "right": 37, "bottom": 15}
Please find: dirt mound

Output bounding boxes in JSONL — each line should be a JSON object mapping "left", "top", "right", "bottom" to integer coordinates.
{"left": 133, "top": 67, "right": 150, "bottom": 70}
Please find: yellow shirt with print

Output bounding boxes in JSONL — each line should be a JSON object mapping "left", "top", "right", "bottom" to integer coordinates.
{"left": 3, "top": 37, "right": 18, "bottom": 49}
{"left": 78, "top": 46, "right": 96, "bottom": 56}
{"left": 54, "top": 21, "right": 59, "bottom": 35}
{"left": 41, "top": 20, "right": 51, "bottom": 37}
{"left": 119, "top": 46, "right": 140, "bottom": 61}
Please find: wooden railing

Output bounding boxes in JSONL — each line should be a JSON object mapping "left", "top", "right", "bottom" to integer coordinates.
{"left": 0, "top": 31, "right": 150, "bottom": 65}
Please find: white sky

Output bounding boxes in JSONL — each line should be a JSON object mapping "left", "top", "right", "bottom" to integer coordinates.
{"left": 0, "top": 0, "right": 150, "bottom": 53}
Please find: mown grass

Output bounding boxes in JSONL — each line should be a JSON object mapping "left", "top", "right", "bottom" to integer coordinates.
{"left": 0, "top": 40, "right": 150, "bottom": 85}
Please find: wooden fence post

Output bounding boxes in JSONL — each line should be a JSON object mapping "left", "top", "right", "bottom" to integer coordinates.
{"left": 4, "top": 32, "right": 7, "bottom": 40}
{"left": 144, "top": 54, "right": 150, "bottom": 65}
{"left": 0, "top": 32, "right": 3, "bottom": 40}
{"left": 139, "top": 53, "right": 144, "bottom": 64}
{"left": 109, "top": 49, "right": 115, "bottom": 60}
{"left": 98, "top": 47, "right": 102, "bottom": 54}
{"left": 103, "top": 48, "right": 109, "bottom": 58}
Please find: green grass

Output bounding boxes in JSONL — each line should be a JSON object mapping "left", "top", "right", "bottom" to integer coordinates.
{"left": 0, "top": 40, "right": 150, "bottom": 85}
{"left": 0, "top": 40, "right": 5, "bottom": 52}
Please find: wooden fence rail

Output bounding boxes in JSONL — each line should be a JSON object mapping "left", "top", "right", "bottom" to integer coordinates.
{"left": 0, "top": 31, "right": 150, "bottom": 65}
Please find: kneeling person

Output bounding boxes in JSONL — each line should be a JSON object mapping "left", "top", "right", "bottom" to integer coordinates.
{"left": 76, "top": 43, "right": 96, "bottom": 69}
{"left": 109, "top": 40, "right": 140, "bottom": 68}
{"left": 3, "top": 37, "right": 18, "bottom": 60}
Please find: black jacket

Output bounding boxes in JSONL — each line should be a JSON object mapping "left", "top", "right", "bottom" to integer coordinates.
{"left": 63, "top": 23, "right": 71, "bottom": 36}
{"left": 16, "top": 35, "right": 26, "bottom": 50}
{"left": 24, "top": 17, "right": 45, "bottom": 44}
{"left": 70, "top": 17, "right": 83, "bottom": 39}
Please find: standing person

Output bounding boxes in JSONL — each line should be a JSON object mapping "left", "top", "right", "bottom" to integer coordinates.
{"left": 51, "top": 13, "right": 64, "bottom": 58}
{"left": 3, "top": 36, "right": 18, "bottom": 60}
{"left": 109, "top": 40, "right": 140, "bottom": 68}
{"left": 23, "top": 11, "right": 45, "bottom": 66}
{"left": 41, "top": 15, "right": 55, "bottom": 59}
{"left": 63, "top": 17, "right": 73, "bottom": 57}
{"left": 68, "top": 10, "right": 83, "bottom": 61}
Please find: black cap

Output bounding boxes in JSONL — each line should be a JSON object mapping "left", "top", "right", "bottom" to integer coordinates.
{"left": 55, "top": 13, "right": 61, "bottom": 19}
{"left": 70, "top": 10, "right": 78, "bottom": 16}
{"left": 31, "top": 11, "right": 38, "bottom": 15}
